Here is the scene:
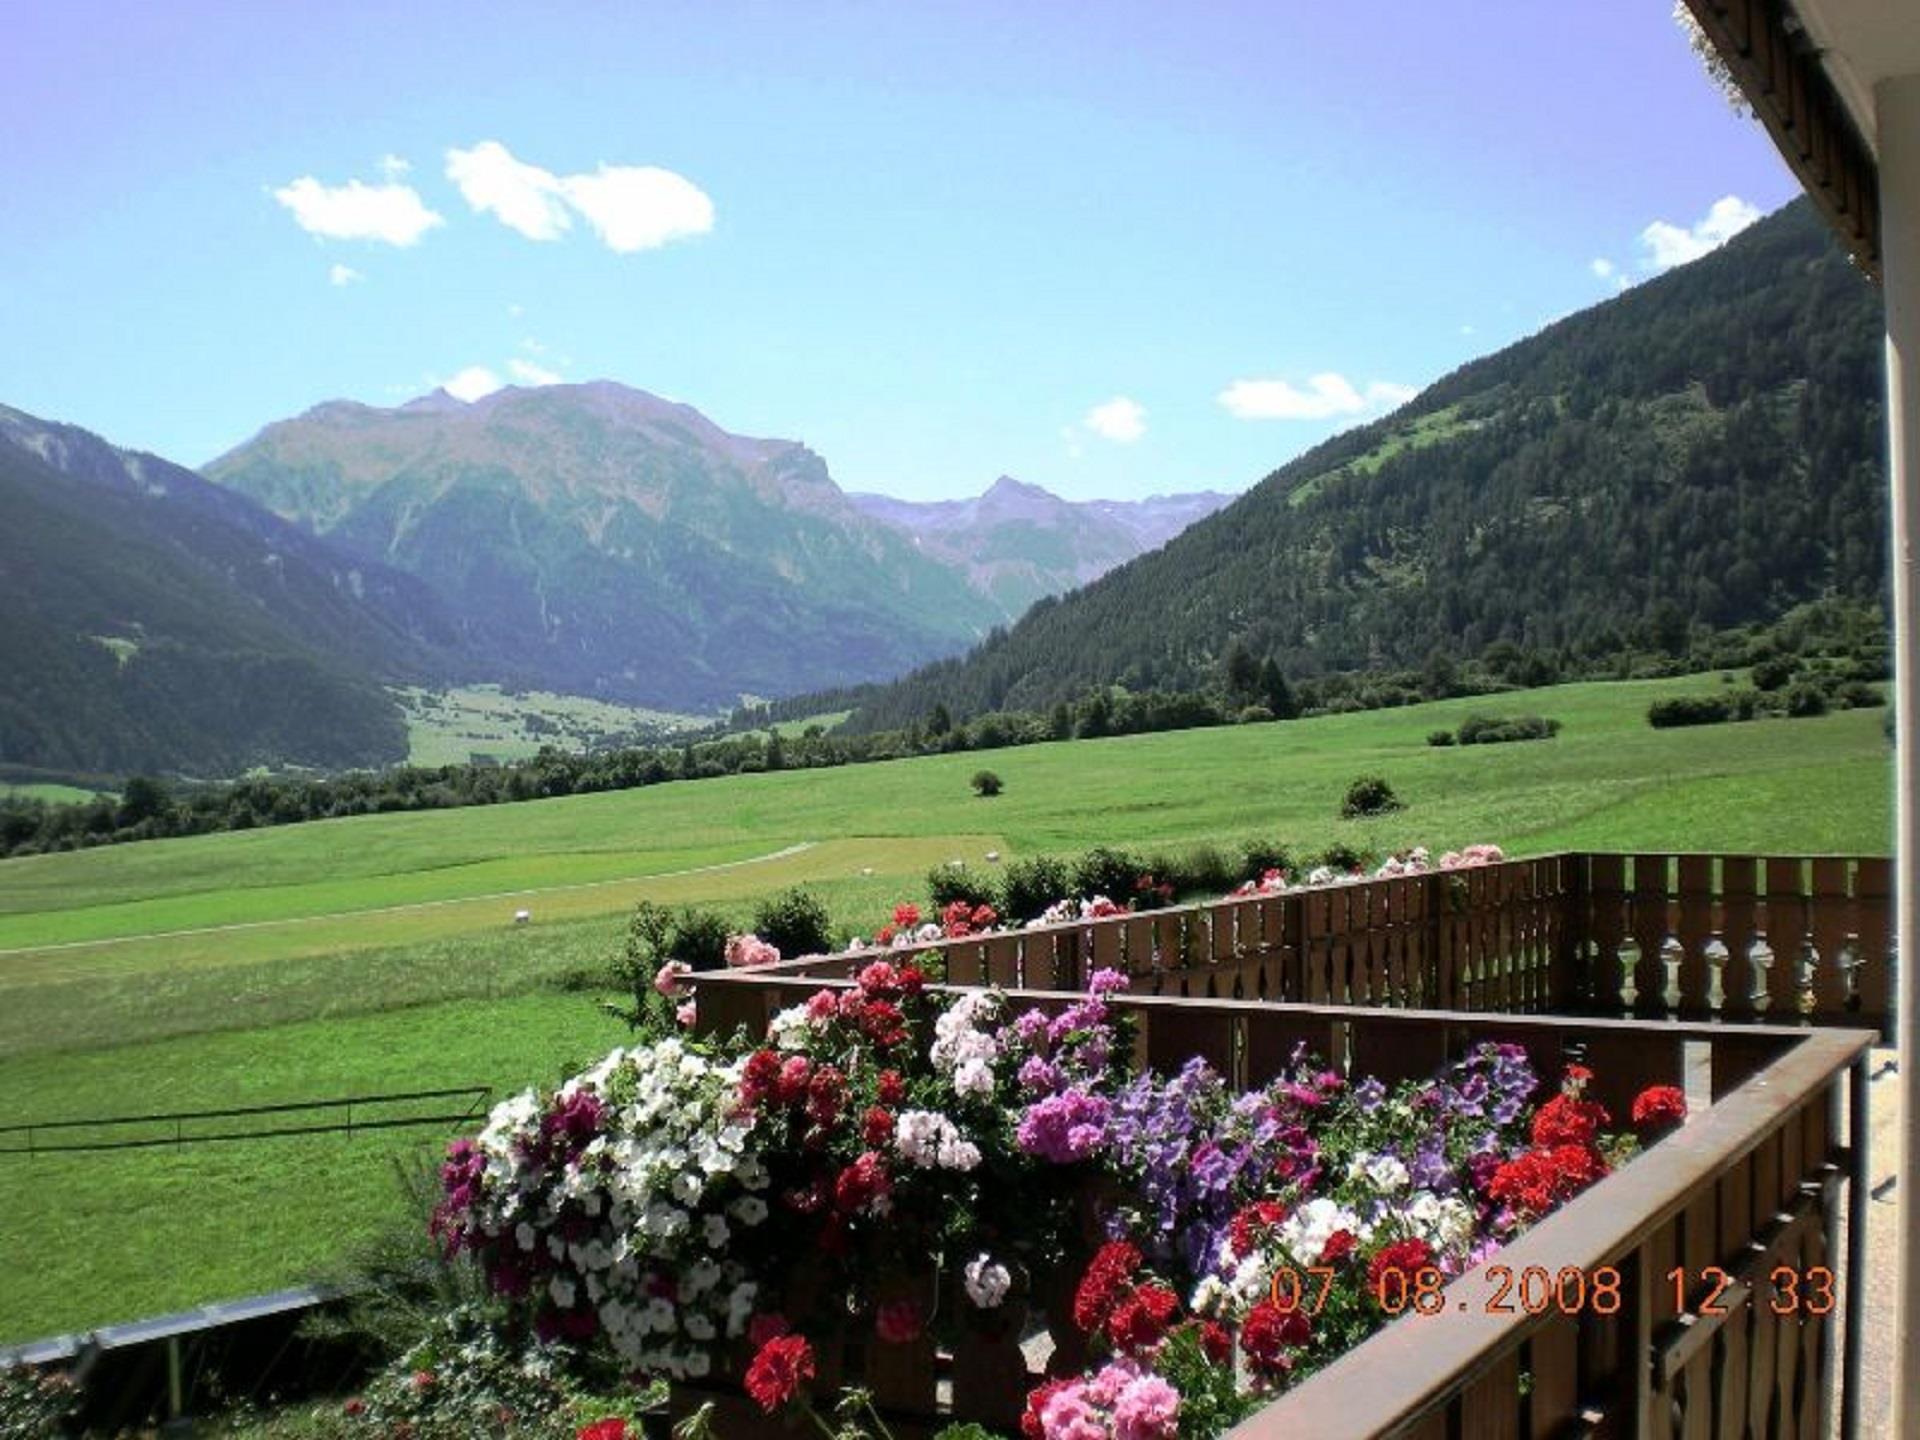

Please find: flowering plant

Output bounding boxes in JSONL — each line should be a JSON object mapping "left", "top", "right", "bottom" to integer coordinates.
{"left": 440, "top": 968, "right": 1689, "bottom": 1438}
{"left": 432, "top": 1039, "right": 772, "bottom": 1381}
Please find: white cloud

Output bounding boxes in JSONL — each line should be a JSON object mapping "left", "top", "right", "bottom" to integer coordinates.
{"left": 508, "top": 357, "right": 563, "bottom": 386}
{"left": 1217, "top": 372, "right": 1416, "bottom": 421}
{"left": 378, "top": 153, "right": 411, "bottom": 179}
{"left": 1459, "top": 323, "right": 1476, "bottom": 337}
{"left": 445, "top": 140, "right": 713, "bottom": 252}
{"left": 1590, "top": 257, "right": 1616, "bottom": 279}
{"left": 272, "top": 175, "right": 444, "bottom": 246}
{"left": 558, "top": 164, "right": 714, "bottom": 252}
{"left": 445, "top": 141, "right": 573, "bottom": 241}
{"left": 327, "top": 263, "right": 363, "bottom": 286}
{"left": 1083, "top": 396, "right": 1146, "bottom": 443}
{"left": 442, "top": 366, "right": 504, "bottom": 402}
{"left": 1638, "top": 194, "right": 1761, "bottom": 270}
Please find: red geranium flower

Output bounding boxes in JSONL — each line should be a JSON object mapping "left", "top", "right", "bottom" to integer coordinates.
{"left": 1197, "top": 1320, "right": 1233, "bottom": 1365}
{"left": 1106, "top": 1282, "right": 1180, "bottom": 1353}
{"left": 805, "top": 1066, "right": 846, "bottom": 1125}
{"left": 877, "top": 1069, "right": 907, "bottom": 1106}
{"left": 1072, "top": 1240, "right": 1143, "bottom": 1332}
{"left": 861, "top": 1105, "right": 895, "bottom": 1146}
{"left": 577, "top": 1421, "right": 629, "bottom": 1440}
{"left": 1367, "top": 1238, "right": 1437, "bottom": 1303}
{"left": 832, "top": 1151, "right": 892, "bottom": 1214}
{"left": 774, "top": 1056, "right": 813, "bottom": 1106}
{"left": 1531, "top": 1092, "right": 1609, "bottom": 1149}
{"left": 1631, "top": 1084, "right": 1687, "bottom": 1137}
{"left": 744, "top": 1334, "right": 816, "bottom": 1413}
{"left": 1319, "top": 1228, "right": 1358, "bottom": 1265}
{"left": 1228, "top": 1200, "right": 1288, "bottom": 1259}
{"left": 858, "top": 1000, "right": 907, "bottom": 1047}
{"left": 892, "top": 902, "right": 922, "bottom": 929}
{"left": 1240, "top": 1298, "right": 1310, "bottom": 1371}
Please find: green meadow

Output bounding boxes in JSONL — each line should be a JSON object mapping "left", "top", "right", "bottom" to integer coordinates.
{"left": 0, "top": 675, "right": 1892, "bottom": 1342}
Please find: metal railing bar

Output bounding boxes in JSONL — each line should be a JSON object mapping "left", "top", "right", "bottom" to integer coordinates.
{"left": 0, "top": 1111, "right": 486, "bottom": 1155}
{"left": 0, "top": 1086, "right": 489, "bottom": 1136}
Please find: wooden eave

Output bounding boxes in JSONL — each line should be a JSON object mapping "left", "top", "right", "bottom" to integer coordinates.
{"left": 1682, "top": 0, "right": 1882, "bottom": 281}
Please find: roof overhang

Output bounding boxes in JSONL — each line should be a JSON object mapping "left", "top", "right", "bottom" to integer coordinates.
{"left": 1681, "top": 0, "right": 1889, "bottom": 280}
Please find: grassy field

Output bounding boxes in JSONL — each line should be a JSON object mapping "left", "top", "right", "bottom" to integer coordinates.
{"left": 0, "top": 675, "right": 1892, "bottom": 1342}
{"left": 395, "top": 684, "right": 705, "bottom": 766}
{"left": 0, "top": 782, "right": 111, "bottom": 805}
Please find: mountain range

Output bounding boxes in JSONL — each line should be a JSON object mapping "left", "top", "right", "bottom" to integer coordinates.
{"left": 2, "top": 197, "right": 1881, "bottom": 778}
{"left": 0, "top": 386, "right": 1231, "bottom": 776}
{"left": 842, "top": 198, "right": 1887, "bottom": 731}
{"left": 847, "top": 479, "right": 1231, "bottom": 619}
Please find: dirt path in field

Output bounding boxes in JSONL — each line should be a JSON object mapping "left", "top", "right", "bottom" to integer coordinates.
{"left": 0, "top": 841, "right": 818, "bottom": 958}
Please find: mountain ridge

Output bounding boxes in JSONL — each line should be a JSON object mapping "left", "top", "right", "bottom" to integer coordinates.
{"left": 203, "top": 381, "right": 1010, "bottom": 710}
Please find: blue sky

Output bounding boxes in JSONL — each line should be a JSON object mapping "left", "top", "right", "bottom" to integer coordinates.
{"left": 1, "top": 1, "right": 1799, "bottom": 501}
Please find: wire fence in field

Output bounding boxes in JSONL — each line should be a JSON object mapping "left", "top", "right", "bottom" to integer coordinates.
{"left": 0, "top": 1085, "right": 491, "bottom": 1156}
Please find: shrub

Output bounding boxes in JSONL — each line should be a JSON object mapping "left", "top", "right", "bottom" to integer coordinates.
{"left": 1315, "top": 842, "right": 1371, "bottom": 873}
{"left": 1073, "top": 845, "right": 1143, "bottom": 901}
{"left": 1239, "top": 838, "right": 1293, "bottom": 881}
{"left": 1236, "top": 704, "right": 1275, "bottom": 724}
{"left": 1427, "top": 729, "right": 1456, "bottom": 747}
{"left": 970, "top": 769, "right": 1004, "bottom": 797}
{"left": 1647, "top": 695, "right": 1734, "bottom": 728}
{"left": 1455, "top": 714, "right": 1560, "bottom": 745}
{"left": 1785, "top": 682, "right": 1830, "bottom": 718}
{"left": 1832, "top": 681, "right": 1885, "bottom": 710}
{"left": 927, "top": 862, "right": 998, "bottom": 911}
{"left": 669, "top": 907, "right": 732, "bottom": 973}
{"left": 1001, "top": 854, "right": 1073, "bottom": 923}
{"left": 1148, "top": 843, "right": 1234, "bottom": 899}
{"left": 753, "top": 887, "right": 835, "bottom": 959}
{"left": 1341, "top": 775, "right": 1403, "bottom": 819}
{"left": 1750, "top": 655, "right": 1797, "bottom": 692}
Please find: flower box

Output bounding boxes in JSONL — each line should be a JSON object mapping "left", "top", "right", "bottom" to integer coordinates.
{"left": 435, "top": 965, "right": 1868, "bottom": 1440}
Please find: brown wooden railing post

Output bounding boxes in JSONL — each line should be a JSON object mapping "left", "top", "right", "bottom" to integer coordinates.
{"left": 1554, "top": 852, "right": 1589, "bottom": 1013}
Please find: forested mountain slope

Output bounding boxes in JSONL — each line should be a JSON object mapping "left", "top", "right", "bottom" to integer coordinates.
{"left": 845, "top": 199, "right": 1885, "bottom": 730}
{"left": 0, "top": 415, "right": 427, "bottom": 774}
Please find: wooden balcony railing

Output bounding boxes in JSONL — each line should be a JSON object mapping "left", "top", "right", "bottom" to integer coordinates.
{"left": 728, "top": 851, "right": 1894, "bottom": 1035}
{"left": 683, "top": 979, "right": 1873, "bottom": 1440}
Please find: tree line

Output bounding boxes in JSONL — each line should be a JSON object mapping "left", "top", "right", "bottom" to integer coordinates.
{"left": 0, "top": 597, "right": 1882, "bottom": 861}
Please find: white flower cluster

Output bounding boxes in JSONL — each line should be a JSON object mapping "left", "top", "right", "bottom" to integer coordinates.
{"left": 930, "top": 990, "right": 1002, "bottom": 1098}
{"left": 1191, "top": 1197, "right": 1373, "bottom": 1318}
{"left": 963, "top": 1253, "right": 1013, "bottom": 1309}
{"left": 459, "top": 1038, "right": 772, "bottom": 1381}
{"left": 894, "top": 1109, "right": 983, "bottom": 1171}
{"left": 1400, "top": 1191, "right": 1476, "bottom": 1253}
{"left": 1346, "top": 1151, "right": 1411, "bottom": 1194}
